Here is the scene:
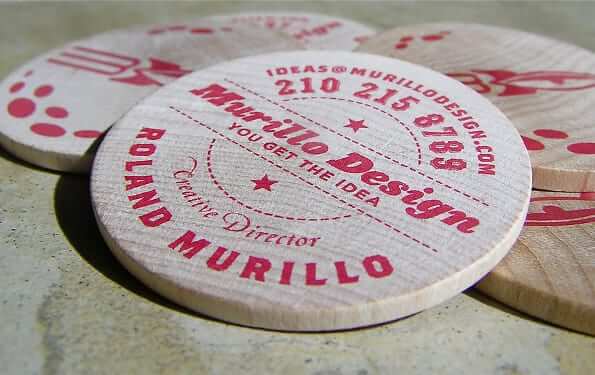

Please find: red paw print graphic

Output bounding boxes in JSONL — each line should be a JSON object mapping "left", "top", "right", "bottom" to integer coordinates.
{"left": 6, "top": 72, "right": 100, "bottom": 139}
{"left": 147, "top": 25, "right": 232, "bottom": 36}
{"left": 522, "top": 129, "right": 595, "bottom": 155}
{"left": 394, "top": 31, "right": 450, "bottom": 50}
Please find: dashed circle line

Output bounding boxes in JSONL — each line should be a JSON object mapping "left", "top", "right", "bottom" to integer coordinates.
{"left": 170, "top": 105, "right": 439, "bottom": 253}
{"left": 223, "top": 78, "right": 489, "bottom": 207}
{"left": 207, "top": 139, "right": 352, "bottom": 222}
{"left": 180, "top": 109, "right": 357, "bottom": 218}
{"left": 282, "top": 95, "right": 422, "bottom": 166}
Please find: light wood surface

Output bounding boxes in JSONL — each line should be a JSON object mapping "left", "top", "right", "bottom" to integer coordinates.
{"left": 3, "top": 2, "right": 595, "bottom": 374}
{"left": 211, "top": 12, "right": 376, "bottom": 50}
{"left": 357, "top": 23, "right": 595, "bottom": 192}
{"left": 478, "top": 191, "right": 595, "bottom": 335}
{"left": 91, "top": 50, "right": 531, "bottom": 331}
{"left": 0, "top": 17, "right": 302, "bottom": 173}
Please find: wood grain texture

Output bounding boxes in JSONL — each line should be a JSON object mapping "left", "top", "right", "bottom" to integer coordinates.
{"left": 5, "top": 2, "right": 595, "bottom": 373}
{"left": 357, "top": 23, "right": 595, "bottom": 192}
{"left": 210, "top": 12, "right": 376, "bottom": 50}
{"left": 0, "top": 17, "right": 302, "bottom": 173}
{"left": 90, "top": 51, "right": 531, "bottom": 331}
{"left": 478, "top": 191, "right": 595, "bottom": 335}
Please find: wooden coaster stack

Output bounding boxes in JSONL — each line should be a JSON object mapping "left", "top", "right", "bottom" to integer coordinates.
{"left": 1, "top": 14, "right": 592, "bottom": 333}
{"left": 0, "top": 13, "right": 376, "bottom": 173}
{"left": 358, "top": 23, "right": 594, "bottom": 335}
{"left": 0, "top": 17, "right": 303, "bottom": 172}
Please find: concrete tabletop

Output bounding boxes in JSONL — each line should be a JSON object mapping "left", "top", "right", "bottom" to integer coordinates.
{"left": 1, "top": 2, "right": 594, "bottom": 374}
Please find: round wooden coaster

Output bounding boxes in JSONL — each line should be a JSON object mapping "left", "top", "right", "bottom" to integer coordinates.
{"left": 211, "top": 12, "right": 375, "bottom": 50}
{"left": 357, "top": 23, "right": 595, "bottom": 192}
{"left": 90, "top": 51, "right": 531, "bottom": 331}
{"left": 478, "top": 191, "right": 595, "bottom": 335}
{"left": 0, "top": 19, "right": 301, "bottom": 173}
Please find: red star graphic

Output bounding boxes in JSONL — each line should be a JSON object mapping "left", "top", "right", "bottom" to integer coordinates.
{"left": 251, "top": 174, "right": 278, "bottom": 192}
{"left": 345, "top": 119, "right": 368, "bottom": 133}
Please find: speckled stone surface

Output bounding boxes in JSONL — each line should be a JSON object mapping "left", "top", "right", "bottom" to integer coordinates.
{"left": 1, "top": 2, "right": 594, "bottom": 374}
